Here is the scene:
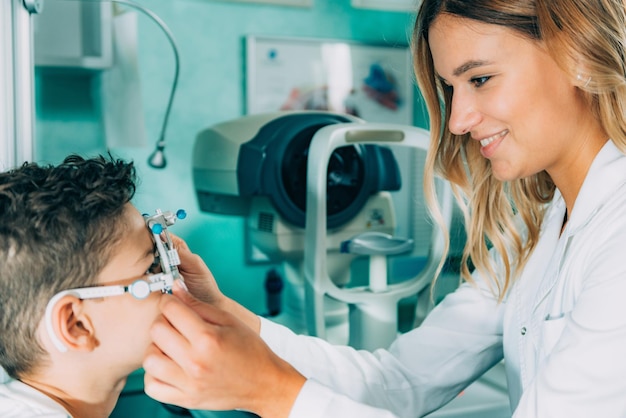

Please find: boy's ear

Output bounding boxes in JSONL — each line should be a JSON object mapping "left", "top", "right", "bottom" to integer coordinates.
{"left": 50, "top": 295, "right": 98, "bottom": 353}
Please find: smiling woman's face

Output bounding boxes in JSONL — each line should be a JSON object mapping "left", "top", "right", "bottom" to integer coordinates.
{"left": 428, "top": 13, "right": 589, "bottom": 182}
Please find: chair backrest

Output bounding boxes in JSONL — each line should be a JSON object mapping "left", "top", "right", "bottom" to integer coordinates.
{"left": 303, "top": 122, "right": 454, "bottom": 350}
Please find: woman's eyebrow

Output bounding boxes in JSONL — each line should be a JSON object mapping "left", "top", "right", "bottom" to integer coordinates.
{"left": 453, "top": 59, "right": 492, "bottom": 77}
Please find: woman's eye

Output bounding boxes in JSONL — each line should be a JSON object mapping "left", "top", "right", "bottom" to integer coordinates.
{"left": 471, "top": 76, "right": 490, "bottom": 88}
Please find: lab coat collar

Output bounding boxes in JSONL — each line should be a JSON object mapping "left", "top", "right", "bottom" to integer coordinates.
{"left": 564, "top": 140, "right": 626, "bottom": 236}
{"left": 0, "top": 378, "right": 71, "bottom": 416}
{"left": 530, "top": 140, "right": 626, "bottom": 313}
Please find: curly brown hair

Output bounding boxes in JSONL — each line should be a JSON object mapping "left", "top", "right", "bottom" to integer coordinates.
{"left": 0, "top": 154, "right": 137, "bottom": 378}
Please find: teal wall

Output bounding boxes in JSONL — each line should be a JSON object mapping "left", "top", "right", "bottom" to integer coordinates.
{"left": 34, "top": 0, "right": 425, "bottom": 313}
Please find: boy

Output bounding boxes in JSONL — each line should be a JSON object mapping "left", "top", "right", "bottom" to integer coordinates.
{"left": 0, "top": 155, "right": 182, "bottom": 417}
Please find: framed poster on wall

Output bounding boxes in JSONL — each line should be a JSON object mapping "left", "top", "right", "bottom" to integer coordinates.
{"left": 246, "top": 35, "right": 413, "bottom": 125}
{"left": 351, "top": 0, "right": 420, "bottom": 12}
{"left": 350, "top": 0, "right": 422, "bottom": 13}
{"left": 212, "top": 0, "right": 312, "bottom": 7}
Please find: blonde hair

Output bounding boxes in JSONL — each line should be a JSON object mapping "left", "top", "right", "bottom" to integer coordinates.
{"left": 413, "top": 0, "right": 626, "bottom": 299}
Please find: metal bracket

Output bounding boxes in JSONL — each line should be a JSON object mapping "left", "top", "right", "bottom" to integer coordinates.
{"left": 23, "top": 0, "right": 43, "bottom": 14}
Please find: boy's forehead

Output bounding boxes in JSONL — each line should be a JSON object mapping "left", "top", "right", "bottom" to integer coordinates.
{"left": 125, "top": 204, "right": 158, "bottom": 241}
{"left": 127, "top": 206, "right": 156, "bottom": 251}
{"left": 97, "top": 206, "right": 155, "bottom": 283}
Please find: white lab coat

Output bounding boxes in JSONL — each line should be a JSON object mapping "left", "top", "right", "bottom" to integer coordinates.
{"left": 0, "top": 378, "right": 70, "bottom": 417}
{"left": 260, "top": 140, "right": 626, "bottom": 418}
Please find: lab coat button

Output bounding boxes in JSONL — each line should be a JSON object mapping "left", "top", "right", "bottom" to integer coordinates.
{"left": 521, "top": 326, "right": 527, "bottom": 335}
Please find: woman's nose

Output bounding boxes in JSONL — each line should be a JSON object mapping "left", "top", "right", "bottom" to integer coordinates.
{"left": 448, "top": 91, "right": 481, "bottom": 136}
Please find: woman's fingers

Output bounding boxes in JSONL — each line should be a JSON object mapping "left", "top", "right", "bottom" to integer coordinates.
{"left": 143, "top": 343, "right": 190, "bottom": 406}
{"left": 168, "top": 232, "right": 190, "bottom": 252}
{"left": 159, "top": 233, "right": 224, "bottom": 305}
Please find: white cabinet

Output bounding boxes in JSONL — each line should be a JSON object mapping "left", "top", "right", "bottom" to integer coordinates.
{"left": 33, "top": 0, "right": 112, "bottom": 69}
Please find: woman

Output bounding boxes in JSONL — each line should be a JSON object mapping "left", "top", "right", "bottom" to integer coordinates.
{"left": 142, "top": 1, "right": 626, "bottom": 417}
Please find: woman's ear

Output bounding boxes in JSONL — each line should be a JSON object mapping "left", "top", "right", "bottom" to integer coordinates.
{"left": 46, "top": 293, "right": 98, "bottom": 353}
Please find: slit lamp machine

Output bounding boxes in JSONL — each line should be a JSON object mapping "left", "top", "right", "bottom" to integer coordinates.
{"left": 192, "top": 111, "right": 453, "bottom": 350}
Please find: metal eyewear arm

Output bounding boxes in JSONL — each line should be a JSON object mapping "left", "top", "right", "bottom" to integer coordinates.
{"left": 44, "top": 272, "right": 175, "bottom": 353}
{"left": 52, "top": 272, "right": 174, "bottom": 301}
{"left": 144, "top": 209, "right": 186, "bottom": 280}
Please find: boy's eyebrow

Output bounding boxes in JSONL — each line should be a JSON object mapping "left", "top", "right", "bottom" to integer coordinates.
{"left": 453, "top": 59, "right": 492, "bottom": 77}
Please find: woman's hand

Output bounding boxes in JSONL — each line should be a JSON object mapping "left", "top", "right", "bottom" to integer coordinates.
{"left": 143, "top": 283, "right": 306, "bottom": 417}
{"left": 168, "top": 233, "right": 224, "bottom": 306}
